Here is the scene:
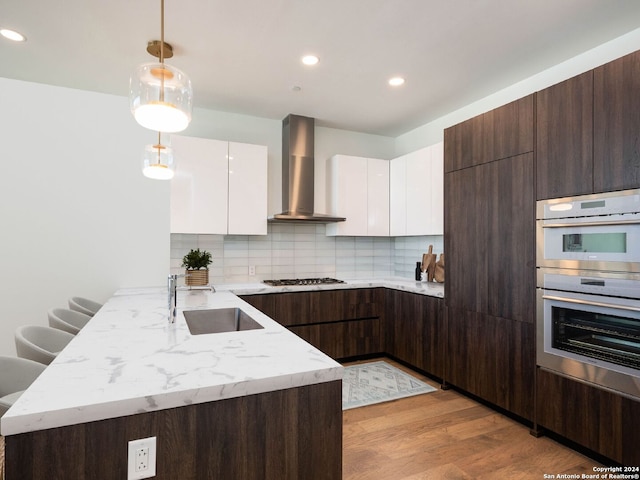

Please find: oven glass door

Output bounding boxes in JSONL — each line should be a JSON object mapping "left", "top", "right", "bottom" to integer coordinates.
{"left": 538, "top": 289, "right": 640, "bottom": 397}
{"left": 537, "top": 219, "right": 640, "bottom": 272}
{"left": 541, "top": 221, "right": 640, "bottom": 263}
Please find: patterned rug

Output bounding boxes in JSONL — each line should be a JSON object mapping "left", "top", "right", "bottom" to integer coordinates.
{"left": 342, "top": 361, "right": 437, "bottom": 410}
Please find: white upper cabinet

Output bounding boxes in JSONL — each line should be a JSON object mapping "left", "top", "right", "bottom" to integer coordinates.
{"left": 170, "top": 135, "right": 228, "bottom": 234}
{"left": 227, "top": 141, "right": 268, "bottom": 235}
{"left": 367, "top": 158, "right": 391, "bottom": 236}
{"left": 326, "top": 155, "right": 389, "bottom": 236}
{"left": 390, "top": 142, "right": 444, "bottom": 236}
{"left": 170, "top": 135, "right": 268, "bottom": 235}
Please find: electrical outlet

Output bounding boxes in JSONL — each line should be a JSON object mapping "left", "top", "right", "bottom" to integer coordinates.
{"left": 128, "top": 437, "right": 157, "bottom": 480}
{"left": 248, "top": 265, "right": 256, "bottom": 276}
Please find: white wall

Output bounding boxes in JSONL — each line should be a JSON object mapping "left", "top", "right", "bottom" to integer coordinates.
{"left": 0, "top": 78, "right": 170, "bottom": 356}
{"left": 394, "top": 27, "right": 640, "bottom": 156}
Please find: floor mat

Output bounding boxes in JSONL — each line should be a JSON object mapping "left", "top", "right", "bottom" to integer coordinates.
{"left": 342, "top": 361, "right": 437, "bottom": 410}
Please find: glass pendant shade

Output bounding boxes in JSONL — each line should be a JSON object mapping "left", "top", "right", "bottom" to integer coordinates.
{"left": 142, "top": 139, "right": 176, "bottom": 180}
{"left": 130, "top": 62, "right": 193, "bottom": 133}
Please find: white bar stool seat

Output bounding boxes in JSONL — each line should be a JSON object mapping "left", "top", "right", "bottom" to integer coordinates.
{"left": 15, "top": 325, "right": 74, "bottom": 365}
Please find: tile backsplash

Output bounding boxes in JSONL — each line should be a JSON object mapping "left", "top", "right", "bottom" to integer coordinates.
{"left": 170, "top": 224, "right": 443, "bottom": 284}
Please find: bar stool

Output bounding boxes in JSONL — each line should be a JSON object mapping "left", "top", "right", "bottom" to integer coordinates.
{"left": 68, "top": 297, "right": 103, "bottom": 317}
{"left": 15, "top": 325, "right": 74, "bottom": 365}
{"left": 0, "top": 355, "right": 46, "bottom": 416}
{"left": 48, "top": 308, "right": 91, "bottom": 335}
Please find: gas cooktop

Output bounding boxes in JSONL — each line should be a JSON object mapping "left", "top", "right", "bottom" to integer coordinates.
{"left": 263, "top": 278, "right": 345, "bottom": 287}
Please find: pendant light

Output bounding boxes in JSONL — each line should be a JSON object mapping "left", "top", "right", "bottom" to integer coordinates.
{"left": 130, "top": 0, "right": 192, "bottom": 133}
{"left": 142, "top": 132, "right": 176, "bottom": 180}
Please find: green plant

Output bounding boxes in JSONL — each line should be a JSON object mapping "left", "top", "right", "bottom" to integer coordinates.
{"left": 181, "top": 248, "right": 212, "bottom": 270}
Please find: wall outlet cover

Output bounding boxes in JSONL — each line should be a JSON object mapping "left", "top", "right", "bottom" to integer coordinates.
{"left": 128, "top": 436, "right": 157, "bottom": 480}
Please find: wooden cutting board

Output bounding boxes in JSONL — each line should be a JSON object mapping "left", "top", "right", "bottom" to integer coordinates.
{"left": 434, "top": 253, "right": 445, "bottom": 283}
{"left": 422, "top": 245, "right": 436, "bottom": 282}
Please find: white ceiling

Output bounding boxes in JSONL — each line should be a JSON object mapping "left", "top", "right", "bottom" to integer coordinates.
{"left": 2, "top": 0, "right": 640, "bottom": 136}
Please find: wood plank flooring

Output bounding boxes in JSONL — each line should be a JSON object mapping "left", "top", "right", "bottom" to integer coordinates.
{"left": 0, "top": 358, "right": 601, "bottom": 480}
{"left": 343, "top": 358, "right": 602, "bottom": 480}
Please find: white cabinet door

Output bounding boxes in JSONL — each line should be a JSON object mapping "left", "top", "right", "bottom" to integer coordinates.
{"left": 428, "top": 141, "right": 444, "bottom": 235}
{"left": 170, "top": 136, "right": 268, "bottom": 235}
{"left": 405, "top": 148, "right": 430, "bottom": 235}
{"left": 390, "top": 142, "right": 444, "bottom": 236}
{"left": 390, "top": 154, "right": 407, "bottom": 236}
{"left": 327, "top": 155, "right": 389, "bottom": 236}
{"left": 170, "top": 135, "right": 228, "bottom": 234}
{"left": 228, "top": 142, "right": 268, "bottom": 235}
{"left": 367, "top": 158, "right": 390, "bottom": 236}
{"left": 327, "top": 155, "right": 368, "bottom": 236}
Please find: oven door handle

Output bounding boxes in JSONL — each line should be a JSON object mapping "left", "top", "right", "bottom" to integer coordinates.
{"left": 541, "top": 219, "right": 640, "bottom": 228}
{"left": 542, "top": 294, "right": 640, "bottom": 313}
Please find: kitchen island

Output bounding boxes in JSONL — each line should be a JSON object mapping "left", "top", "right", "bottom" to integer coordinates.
{"left": 1, "top": 287, "right": 343, "bottom": 479}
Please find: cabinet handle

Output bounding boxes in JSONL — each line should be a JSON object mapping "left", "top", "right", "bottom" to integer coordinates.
{"left": 542, "top": 294, "right": 640, "bottom": 313}
{"left": 541, "top": 219, "right": 640, "bottom": 228}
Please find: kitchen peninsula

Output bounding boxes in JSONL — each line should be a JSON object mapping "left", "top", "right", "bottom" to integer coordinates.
{"left": 1, "top": 287, "right": 343, "bottom": 479}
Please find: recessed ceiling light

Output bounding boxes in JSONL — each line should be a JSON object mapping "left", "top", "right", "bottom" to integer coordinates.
{"left": 388, "top": 77, "right": 405, "bottom": 87}
{"left": 0, "top": 28, "right": 26, "bottom": 42}
{"left": 302, "top": 55, "right": 319, "bottom": 66}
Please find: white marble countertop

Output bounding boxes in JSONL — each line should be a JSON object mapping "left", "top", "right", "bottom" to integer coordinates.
{"left": 1, "top": 288, "right": 343, "bottom": 436}
{"left": 220, "top": 277, "right": 445, "bottom": 298}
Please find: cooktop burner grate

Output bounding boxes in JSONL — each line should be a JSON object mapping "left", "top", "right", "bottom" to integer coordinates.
{"left": 263, "top": 277, "right": 345, "bottom": 287}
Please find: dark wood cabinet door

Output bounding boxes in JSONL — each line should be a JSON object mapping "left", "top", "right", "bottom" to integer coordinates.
{"left": 289, "top": 318, "right": 382, "bottom": 359}
{"left": 445, "top": 153, "right": 535, "bottom": 323}
{"left": 536, "top": 71, "right": 594, "bottom": 199}
{"left": 240, "top": 292, "right": 310, "bottom": 326}
{"left": 484, "top": 94, "right": 534, "bottom": 163}
{"left": 447, "top": 307, "right": 535, "bottom": 421}
{"left": 385, "top": 290, "right": 444, "bottom": 378}
{"left": 487, "top": 153, "right": 535, "bottom": 323}
{"left": 309, "top": 288, "right": 383, "bottom": 324}
{"left": 241, "top": 289, "right": 384, "bottom": 359}
{"left": 594, "top": 50, "right": 640, "bottom": 192}
{"left": 444, "top": 113, "right": 485, "bottom": 172}
{"left": 537, "top": 368, "right": 640, "bottom": 464}
{"left": 444, "top": 164, "right": 490, "bottom": 313}
{"left": 444, "top": 95, "right": 533, "bottom": 173}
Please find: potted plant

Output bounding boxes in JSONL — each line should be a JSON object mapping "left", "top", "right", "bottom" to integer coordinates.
{"left": 181, "top": 248, "right": 212, "bottom": 286}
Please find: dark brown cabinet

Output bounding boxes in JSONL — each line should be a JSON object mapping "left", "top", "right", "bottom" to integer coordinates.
{"left": 537, "top": 368, "right": 640, "bottom": 464}
{"left": 537, "top": 50, "right": 640, "bottom": 199}
{"left": 445, "top": 153, "right": 535, "bottom": 323}
{"left": 444, "top": 95, "right": 534, "bottom": 172}
{"left": 447, "top": 307, "right": 535, "bottom": 421}
{"left": 240, "top": 288, "right": 385, "bottom": 359}
{"left": 445, "top": 121, "right": 536, "bottom": 420}
{"left": 536, "top": 71, "right": 594, "bottom": 200}
{"left": 594, "top": 49, "right": 640, "bottom": 192}
{"left": 6, "top": 381, "right": 343, "bottom": 480}
{"left": 385, "top": 290, "right": 444, "bottom": 379}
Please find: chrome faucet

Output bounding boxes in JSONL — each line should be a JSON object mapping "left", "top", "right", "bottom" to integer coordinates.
{"left": 168, "top": 274, "right": 187, "bottom": 323}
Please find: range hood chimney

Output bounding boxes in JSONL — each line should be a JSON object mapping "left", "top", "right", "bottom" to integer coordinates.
{"left": 269, "top": 114, "right": 346, "bottom": 223}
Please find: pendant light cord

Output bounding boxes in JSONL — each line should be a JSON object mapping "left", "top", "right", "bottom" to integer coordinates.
{"left": 160, "top": 0, "right": 165, "bottom": 64}
{"left": 156, "top": 131, "right": 162, "bottom": 165}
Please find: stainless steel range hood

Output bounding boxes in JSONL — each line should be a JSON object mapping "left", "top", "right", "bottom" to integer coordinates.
{"left": 268, "top": 114, "right": 346, "bottom": 223}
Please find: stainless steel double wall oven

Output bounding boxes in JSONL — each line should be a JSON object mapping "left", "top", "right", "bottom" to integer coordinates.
{"left": 536, "top": 188, "right": 640, "bottom": 399}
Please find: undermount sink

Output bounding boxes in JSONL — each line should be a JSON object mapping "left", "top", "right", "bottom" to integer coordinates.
{"left": 183, "top": 307, "right": 264, "bottom": 335}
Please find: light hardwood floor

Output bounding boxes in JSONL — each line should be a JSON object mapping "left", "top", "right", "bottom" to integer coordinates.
{"left": 343, "top": 358, "right": 602, "bottom": 480}
{"left": 0, "top": 359, "right": 601, "bottom": 480}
